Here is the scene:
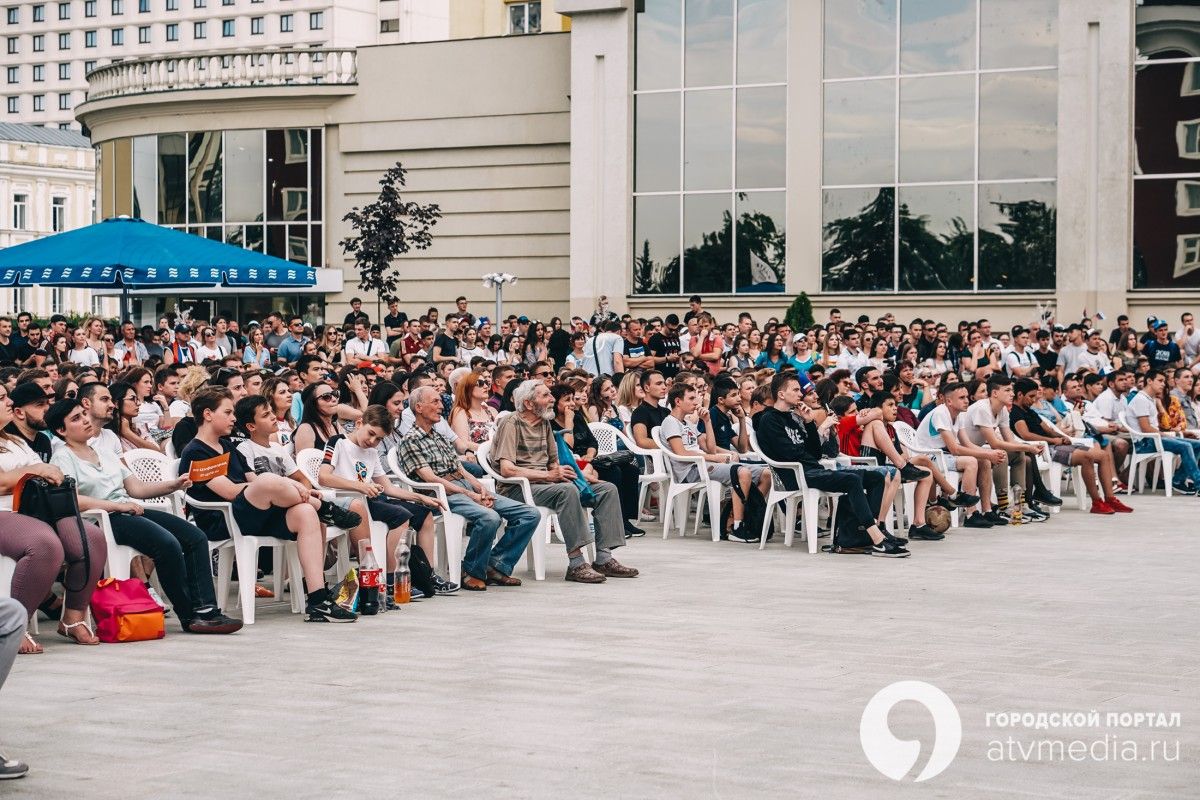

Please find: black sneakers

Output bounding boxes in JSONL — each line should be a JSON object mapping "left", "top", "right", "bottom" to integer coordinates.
{"left": 964, "top": 512, "right": 994, "bottom": 528}
{"left": 727, "top": 524, "right": 761, "bottom": 543}
{"left": 951, "top": 491, "right": 980, "bottom": 507}
{"left": 871, "top": 540, "right": 911, "bottom": 558}
{"left": 305, "top": 590, "right": 357, "bottom": 623}
{"left": 317, "top": 500, "right": 363, "bottom": 530}
{"left": 185, "top": 610, "right": 243, "bottom": 634}
{"left": 1033, "top": 489, "right": 1063, "bottom": 507}
{"left": 908, "top": 524, "right": 945, "bottom": 541}
{"left": 900, "top": 463, "right": 930, "bottom": 481}
{"left": 883, "top": 531, "right": 909, "bottom": 546}
{"left": 983, "top": 510, "right": 1009, "bottom": 526}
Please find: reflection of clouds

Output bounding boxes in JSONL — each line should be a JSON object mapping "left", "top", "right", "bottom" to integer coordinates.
{"left": 824, "top": 0, "right": 895, "bottom": 79}
{"left": 635, "top": 196, "right": 680, "bottom": 259}
{"left": 980, "top": 0, "right": 1057, "bottom": 68}
{"left": 980, "top": 71, "right": 1057, "bottom": 179}
{"left": 980, "top": 182, "right": 1054, "bottom": 245}
{"left": 737, "top": 0, "right": 787, "bottom": 83}
{"left": 824, "top": 80, "right": 895, "bottom": 183}
{"left": 635, "top": 94, "right": 681, "bottom": 191}
{"left": 900, "top": 75, "right": 974, "bottom": 181}
{"left": 898, "top": 185, "right": 972, "bottom": 238}
{"left": 900, "top": 0, "right": 975, "bottom": 74}
{"left": 685, "top": 89, "right": 733, "bottom": 189}
{"left": 685, "top": 0, "right": 734, "bottom": 86}
{"left": 636, "top": 4, "right": 681, "bottom": 89}
{"left": 737, "top": 86, "right": 786, "bottom": 187}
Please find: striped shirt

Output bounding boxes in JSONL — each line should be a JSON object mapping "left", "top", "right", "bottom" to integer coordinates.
{"left": 489, "top": 412, "right": 557, "bottom": 472}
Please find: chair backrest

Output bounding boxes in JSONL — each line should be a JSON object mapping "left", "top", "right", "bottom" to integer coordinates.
{"left": 385, "top": 447, "right": 403, "bottom": 478}
{"left": 123, "top": 448, "right": 176, "bottom": 482}
{"left": 1121, "top": 409, "right": 1161, "bottom": 449}
{"left": 475, "top": 440, "right": 502, "bottom": 481}
{"left": 295, "top": 447, "right": 324, "bottom": 486}
{"left": 496, "top": 410, "right": 512, "bottom": 421}
{"left": 163, "top": 438, "right": 177, "bottom": 461}
{"left": 893, "top": 421, "right": 919, "bottom": 452}
{"left": 589, "top": 422, "right": 619, "bottom": 456}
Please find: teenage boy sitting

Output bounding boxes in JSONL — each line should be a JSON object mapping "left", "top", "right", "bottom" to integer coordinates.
{"left": 318, "top": 405, "right": 453, "bottom": 597}
{"left": 662, "top": 382, "right": 773, "bottom": 543}
{"left": 755, "top": 372, "right": 909, "bottom": 557}
{"left": 1008, "top": 378, "right": 1132, "bottom": 515}
{"left": 179, "top": 387, "right": 357, "bottom": 623}
{"left": 914, "top": 381, "right": 1002, "bottom": 528}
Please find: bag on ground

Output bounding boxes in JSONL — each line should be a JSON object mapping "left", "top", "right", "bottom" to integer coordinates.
{"left": 90, "top": 578, "right": 165, "bottom": 643}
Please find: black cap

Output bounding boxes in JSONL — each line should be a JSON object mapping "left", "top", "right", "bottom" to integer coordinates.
{"left": 10, "top": 382, "right": 54, "bottom": 407}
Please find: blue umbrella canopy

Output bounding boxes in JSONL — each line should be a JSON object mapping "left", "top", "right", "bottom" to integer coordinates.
{"left": 0, "top": 216, "right": 316, "bottom": 288}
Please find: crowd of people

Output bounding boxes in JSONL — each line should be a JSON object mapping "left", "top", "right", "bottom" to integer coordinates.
{"left": 2, "top": 292, "right": 1196, "bottom": 778}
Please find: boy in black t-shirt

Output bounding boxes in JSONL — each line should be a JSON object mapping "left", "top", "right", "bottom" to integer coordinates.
{"left": 630, "top": 370, "right": 670, "bottom": 450}
{"left": 179, "top": 387, "right": 359, "bottom": 623}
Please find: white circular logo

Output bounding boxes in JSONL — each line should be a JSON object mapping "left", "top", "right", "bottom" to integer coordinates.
{"left": 860, "top": 680, "right": 962, "bottom": 782}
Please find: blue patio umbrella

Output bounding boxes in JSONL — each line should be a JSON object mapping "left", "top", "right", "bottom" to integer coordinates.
{"left": 0, "top": 216, "right": 316, "bottom": 316}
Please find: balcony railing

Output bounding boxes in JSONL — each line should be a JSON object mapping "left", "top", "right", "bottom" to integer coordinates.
{"left": 85, "top": 48, "right": 357, "bottom": 101}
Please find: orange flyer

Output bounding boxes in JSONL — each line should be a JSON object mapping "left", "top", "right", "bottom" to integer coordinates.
{"left": 188, "top": 453, "right": 230, "bottom": 483}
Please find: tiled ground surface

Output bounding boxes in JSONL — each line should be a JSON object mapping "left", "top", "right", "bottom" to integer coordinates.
{"left": 3, "top": 494, "right": 1197, "bottom": 798}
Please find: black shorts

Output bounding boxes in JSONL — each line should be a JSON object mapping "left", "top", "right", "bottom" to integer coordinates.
{"left": 233, "top": 490, "right": 296, "bottom": 541}
{"left": 366, "top": 497, "right": 430, "bottom": 531}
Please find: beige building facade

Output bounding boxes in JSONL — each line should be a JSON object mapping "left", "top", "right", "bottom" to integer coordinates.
{"left": 0, "top": 122, "right": 115, "bottom": 317}
{"left": 77, "top": 1, "right": 1200, "bottom": 328}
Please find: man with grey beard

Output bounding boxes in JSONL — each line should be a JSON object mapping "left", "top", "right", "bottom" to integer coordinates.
{"left": 489, "top": 380, "right": 638, "bottom": 584}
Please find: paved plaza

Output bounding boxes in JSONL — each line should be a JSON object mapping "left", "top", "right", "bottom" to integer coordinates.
{"left": 4, "top": 495, "right": 1197, "bottom": 799}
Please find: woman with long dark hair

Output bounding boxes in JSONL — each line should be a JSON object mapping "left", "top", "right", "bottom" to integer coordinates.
{"left": 108, "top": 382, "right": 161, "bottom": 453}
{"left": 292, "top": 382, "right": 341, "bottom": 453}
{"left": 754, "top": 333, "right": 787, "bottom": 372}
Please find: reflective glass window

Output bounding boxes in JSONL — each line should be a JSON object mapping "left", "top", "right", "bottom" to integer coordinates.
{"left": 737, "top": 0, "right": 785, "bottom": 84}
{"left": 225, "top": 129, "right": 264, "bottom": 222}
{"left": 684, "top": 0, "right": 733, "bottom": 87}
{"left": 683, "top": 193, "right": 732, "bottom": 294}
{"left": 823, "top": 79, "right": 894, "bottom": 185}
{"left": 822, "top": 187, "right": 895, "bottom": 292}
{"left": 635, "top": 92, "right": 681, "bottom": 193}
{"left": 633, "top": 195, "right": 681, "bottom": 295}
{"left": 897, "top": 185, "right": 974, "bottom": 291}
{"left": 684, "top": 88, "right": 732, "bottom": 190}
{"left": 900, "top": 0, "right": 975, "bottom": 74}
{"left": 823, "top": 0, "right": 895, "bottom": 80}
{"left": 736, "top": 85, "right": 785, "bottom": 189}
{"left": 266, "top": 129, "right": 308, "bottom": 221}
{"left": 979, "top": 70, "right": 1057, "bottom": 180}
{"left": 978, "top": 182, "right": 1056, "bottom": 289}
{"left": 735, "top": 190, "right": 784, "bottom": 292}
{"left": 186, "top": 130, "right": 222, "bottom": 224}
{"left": 899, "top": 74, "right": 974, "bottom": 182}
{"left": 157, "top": 132, "right": 185, "bottom": 225}
{"left": 635, "top": 0, "right": 680, "bottom": 90}
{"left": 980, "top": 0, "right": 1057, "bottom": 68}
{"left": 131, "top": 134, "right": 156, "bottom": 222}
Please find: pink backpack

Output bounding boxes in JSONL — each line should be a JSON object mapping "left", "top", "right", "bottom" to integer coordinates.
{"left": 90, "top": 578, "right": 165, "bottom": 643}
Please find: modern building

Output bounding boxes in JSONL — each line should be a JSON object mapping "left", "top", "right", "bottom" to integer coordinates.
{"left": 0, "top": 121, "right": 114, "bottom": 317}
{"left": 2, "top": 0, "right": 448, "bottom": 131}
{"left": 77, "top": 1, "right": 1200, "bottom": 327}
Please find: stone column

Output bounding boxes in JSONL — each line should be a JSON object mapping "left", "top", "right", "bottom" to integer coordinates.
{"left": 557, "top": 0, "right": 633, "bottom": 318}
{"left": 1056, "top": 0, "right": 1135, "bottom": 321}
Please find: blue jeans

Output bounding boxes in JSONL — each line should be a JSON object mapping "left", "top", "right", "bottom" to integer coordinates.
{"left": 446, "top": 479, "right": 541, "bottom": 580}
{"left": 1137, "top": 436, "right": 1200, "bottom": 486}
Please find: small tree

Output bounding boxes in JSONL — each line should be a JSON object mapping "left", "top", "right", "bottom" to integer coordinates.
{"left": 784, "top": 292, "right": 814, "bottom": 331}
{"left": 340, "top": 163, "right": 441, "bottom": 303}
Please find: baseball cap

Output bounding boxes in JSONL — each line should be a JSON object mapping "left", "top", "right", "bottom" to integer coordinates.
{"left": 10, "top": 382, "right": 53, "bottom": 407}
{"left": 517, "top": 315, "right": 530, "bottom": 324}
{"left": 174, "top": 323, "right": 190, "bottom": 334}
{"left": 1087, "top": 328, "right": 1102, "bottom": 338}
{"left": 1052, "top": 324, "right": 1066, "bottom": 332}
{"left": 1153, "top": 319, "right": 1169, "bottom": 330}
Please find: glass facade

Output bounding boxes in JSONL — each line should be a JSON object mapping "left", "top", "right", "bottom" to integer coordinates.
{"left": 633, "top": 0, "right": 787, "bottom": 295}
{"left": 103, "top": 128, "right": 324, "bottom": 270}
{"left": 1133, "top": 4, "right": 1200, "bottom": 289}
{"left": 821, "top": 0, "right": 1058, "bottom": 293}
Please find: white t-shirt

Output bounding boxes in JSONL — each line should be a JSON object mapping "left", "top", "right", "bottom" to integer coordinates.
{"left": 458, "top": 346, "right": 487, "bottom": 364}
{"left": 1004, "top": 349, "right": 1033, "bottom": 375}
{"left": 660, "top": 414, "right": 703, "bottom": 481}
{"left": 195, "top": 344, "right": 226, "bottom": 361}
{"left": 835, "top": 348, "right": 869, "bottom": 375}
{"left": 1090, "top": 390, "right": 1128, "bottom": 424}
{"left": 168, "top": 399, "right": 191, "bottom": 419}
{"left": 0, "top": 438, "right": 42, "bottom": 511}
{"left": 50, "top": 428, "right": 122, "bottom": 462}
{"left": 964, "top": 399, "right": 1008, "bottom": 447}
{"left": 1176, "top": 329, "right": 1200, "bottom": 360}
{"left": 1075, "top": 350, "right": 1112, "bottom": 374}
{"left": 322, "top": 434, "right": 385, "bottom": 484}
{"left": 1127, "top": 391, "right": 1158, "bottom": 431}
{"left": 236, "top": 439, "right": 298, "bottom": 478}
{"left": 68, "top": 347, "right": 99, "bottom": 366}
{"left": 592, "top": 332, "right": 623, "bottom": 375}
{"left": 1056, "top": 343, "right": 1086, "bottom": 374}
{"left": 135, "top": 401, "right": 163, "bottom": 430}
{"left": 916, "top": 404, "right": 960, "bottom": 452}
{"left": 345, "top": 337, "right": 386, "bottom": 359}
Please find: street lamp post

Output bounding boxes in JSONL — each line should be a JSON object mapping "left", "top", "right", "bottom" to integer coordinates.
{"left": 482, "top": 272, "right": 518, "bottom": 325}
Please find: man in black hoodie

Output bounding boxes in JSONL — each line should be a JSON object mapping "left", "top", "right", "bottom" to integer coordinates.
{"left": 754, "top": 372, "right": 909, "bottom": 557}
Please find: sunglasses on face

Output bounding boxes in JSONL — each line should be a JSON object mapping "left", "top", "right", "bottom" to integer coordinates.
{"left": 316, "top": 393, "right": 338, "bottom": 402}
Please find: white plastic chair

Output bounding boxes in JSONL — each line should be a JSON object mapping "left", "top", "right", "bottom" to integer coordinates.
{"left": 1045, "top": 420, "right": 1090, "bottom": 510}
{"left": 184, "top": 496, "right": 303, "bottom": 624}
{"left": 747, "top": 430, "right": 841, "bottom": 552}
{"left": 894, "top": 421, "right": 963, "bottom": 528}
{"left": 650, "top": 426, "right": 724, "bottom": 542}
{"left": 588, "top": 421, "right": 669, "bottom": 520}
{"left": 1120, "top": 411, "right": 1175, "bottom": 497}
{"left": 477, "top": 439, "right": 559, "bottom": 573}
{"left": 0, "top": 554, "right": 37, "bottom": 633}
{"left": 293, "top": 448, "right": 369, "bottom": 580}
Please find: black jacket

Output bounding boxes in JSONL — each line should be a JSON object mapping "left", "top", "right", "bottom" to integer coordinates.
{"left": 754, "top": 407, "right": 837, "bottom": 470}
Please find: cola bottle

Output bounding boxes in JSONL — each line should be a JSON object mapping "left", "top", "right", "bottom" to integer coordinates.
{"left": 358, "top": 545, "right": 382, "bottom": 616}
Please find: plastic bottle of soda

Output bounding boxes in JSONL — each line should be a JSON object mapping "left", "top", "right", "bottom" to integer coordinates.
{"left": 358, "top": 545, "right": 381, "bottom": 616}
{"left": 394, "top": 530, "right": 412, "bottom": 604}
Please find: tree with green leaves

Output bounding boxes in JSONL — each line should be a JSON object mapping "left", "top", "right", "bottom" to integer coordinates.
{"left": 340, "top": 163, "right": 442, "bottom": 303}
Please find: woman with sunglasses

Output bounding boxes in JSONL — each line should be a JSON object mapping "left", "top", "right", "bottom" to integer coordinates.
{"left": 242, "top": 326, "right": 271, "bottom": 369}
{"left": 318, "top": 327, "right": 344, "bottom": 368}
{"left": 292, "top": 382, "right": 341, "bottom": 453}
{"left": 52, "top": 378, "right": 78, "bottom": 402}
{"left": 449, "top": 370, "right": 497, "bottom": 453}
{"left": 0, "top": 384, "right": 107, "bottom": 652}
{"left": 194, "top": 328, "right": 226, "bottom": 363}
{"left": 108, "top": 381, "right": 162, "bottom": 453}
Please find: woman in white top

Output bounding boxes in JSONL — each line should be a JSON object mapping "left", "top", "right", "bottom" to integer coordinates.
{"left": 456, "top": 327, "right": 487, "bottom": 365}
{"left": 48, "top": 398, "right": 241, "bottom": 634}
{"left": 262, "top": 376, "right": 296, "bottom": 449}
{"left": 242, "top": 326, "right": 272, "bottom": 368}
{"left": 0, "top": 385, "right": 106, "bottom": 651}
{"left": 564, "top": 331, "right": 588, "bottom": 370}
{"left": 482, "top": 334, "right": 507, "bottom": 364}
{"left": 448, "top": 371, "right": 497, "bottom": 454}
{"left": 68, "top": 328, "right": 99, "bottom": 367}
{"left": 922, "top": 340, "right": 953, "bottom": 377}
{"left": 194, "top": 327, "right": 227, "bottom": 362}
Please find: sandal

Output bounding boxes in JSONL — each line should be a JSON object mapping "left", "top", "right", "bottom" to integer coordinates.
{"left": 57, "top": 620, "right": 99, "bottom": 646}
{"left": 18, "top": 632, "right": 42, "bottom": 655}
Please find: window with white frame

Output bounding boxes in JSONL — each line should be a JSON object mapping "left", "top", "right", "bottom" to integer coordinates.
{"left": 1177, "top": 119, "right": 1200, "bottom": 160}
{"left": 1176, "top": 234, "right": 1200, "bottom": 277}
{"left": 507, "top": 1, "right": 540, "bottom": 35}
{"left": 12, "top": 193, "right": 28, "bottom": 229}
{"left": 51, "top": 196, "right": 66, "bottom": 231}
{"left": 50, "top": 288, "right": 63, "bottom": 314}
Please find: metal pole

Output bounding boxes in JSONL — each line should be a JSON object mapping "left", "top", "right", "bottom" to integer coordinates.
{"left": 495, "top": 284, "right": 502, "bottom": 327}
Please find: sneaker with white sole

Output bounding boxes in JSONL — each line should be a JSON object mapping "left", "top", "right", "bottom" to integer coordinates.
{"left": 727, "top": 525, "right": 761, "bottom": 543}
{"left": 871, "top": 540, "right": 911, "bottom": 558}
{"left": 0, "top": 753, "right": 28, "bottom": 780}
{"left": 432, "top": 575, "right": 459, "bottom": 595}
{"left": 304, "top": 593, "right": 357, "bottom": 623}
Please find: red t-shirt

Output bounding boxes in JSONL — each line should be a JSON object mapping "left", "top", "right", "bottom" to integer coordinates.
{"left": 836, "top": 415, "right": 863, "bottom": 456}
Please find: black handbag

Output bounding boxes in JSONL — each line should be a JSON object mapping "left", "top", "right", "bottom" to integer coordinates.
{"left": 592, "top": 450, "right": 637, "bottom": 469}
{"left": 13, "top": 475, "right": 93, "bottom": 593}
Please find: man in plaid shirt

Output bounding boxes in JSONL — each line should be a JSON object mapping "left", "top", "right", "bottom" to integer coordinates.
{"left": 396, "top": 385, "right": 540, "bottom": 591}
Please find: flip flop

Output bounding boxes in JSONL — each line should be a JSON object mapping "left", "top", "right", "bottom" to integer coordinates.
{"left": 57, "top": 620, "right": 99, "bottom": 645}
{"left": 18, "top": 632, "right": 42, "bottom": 655}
